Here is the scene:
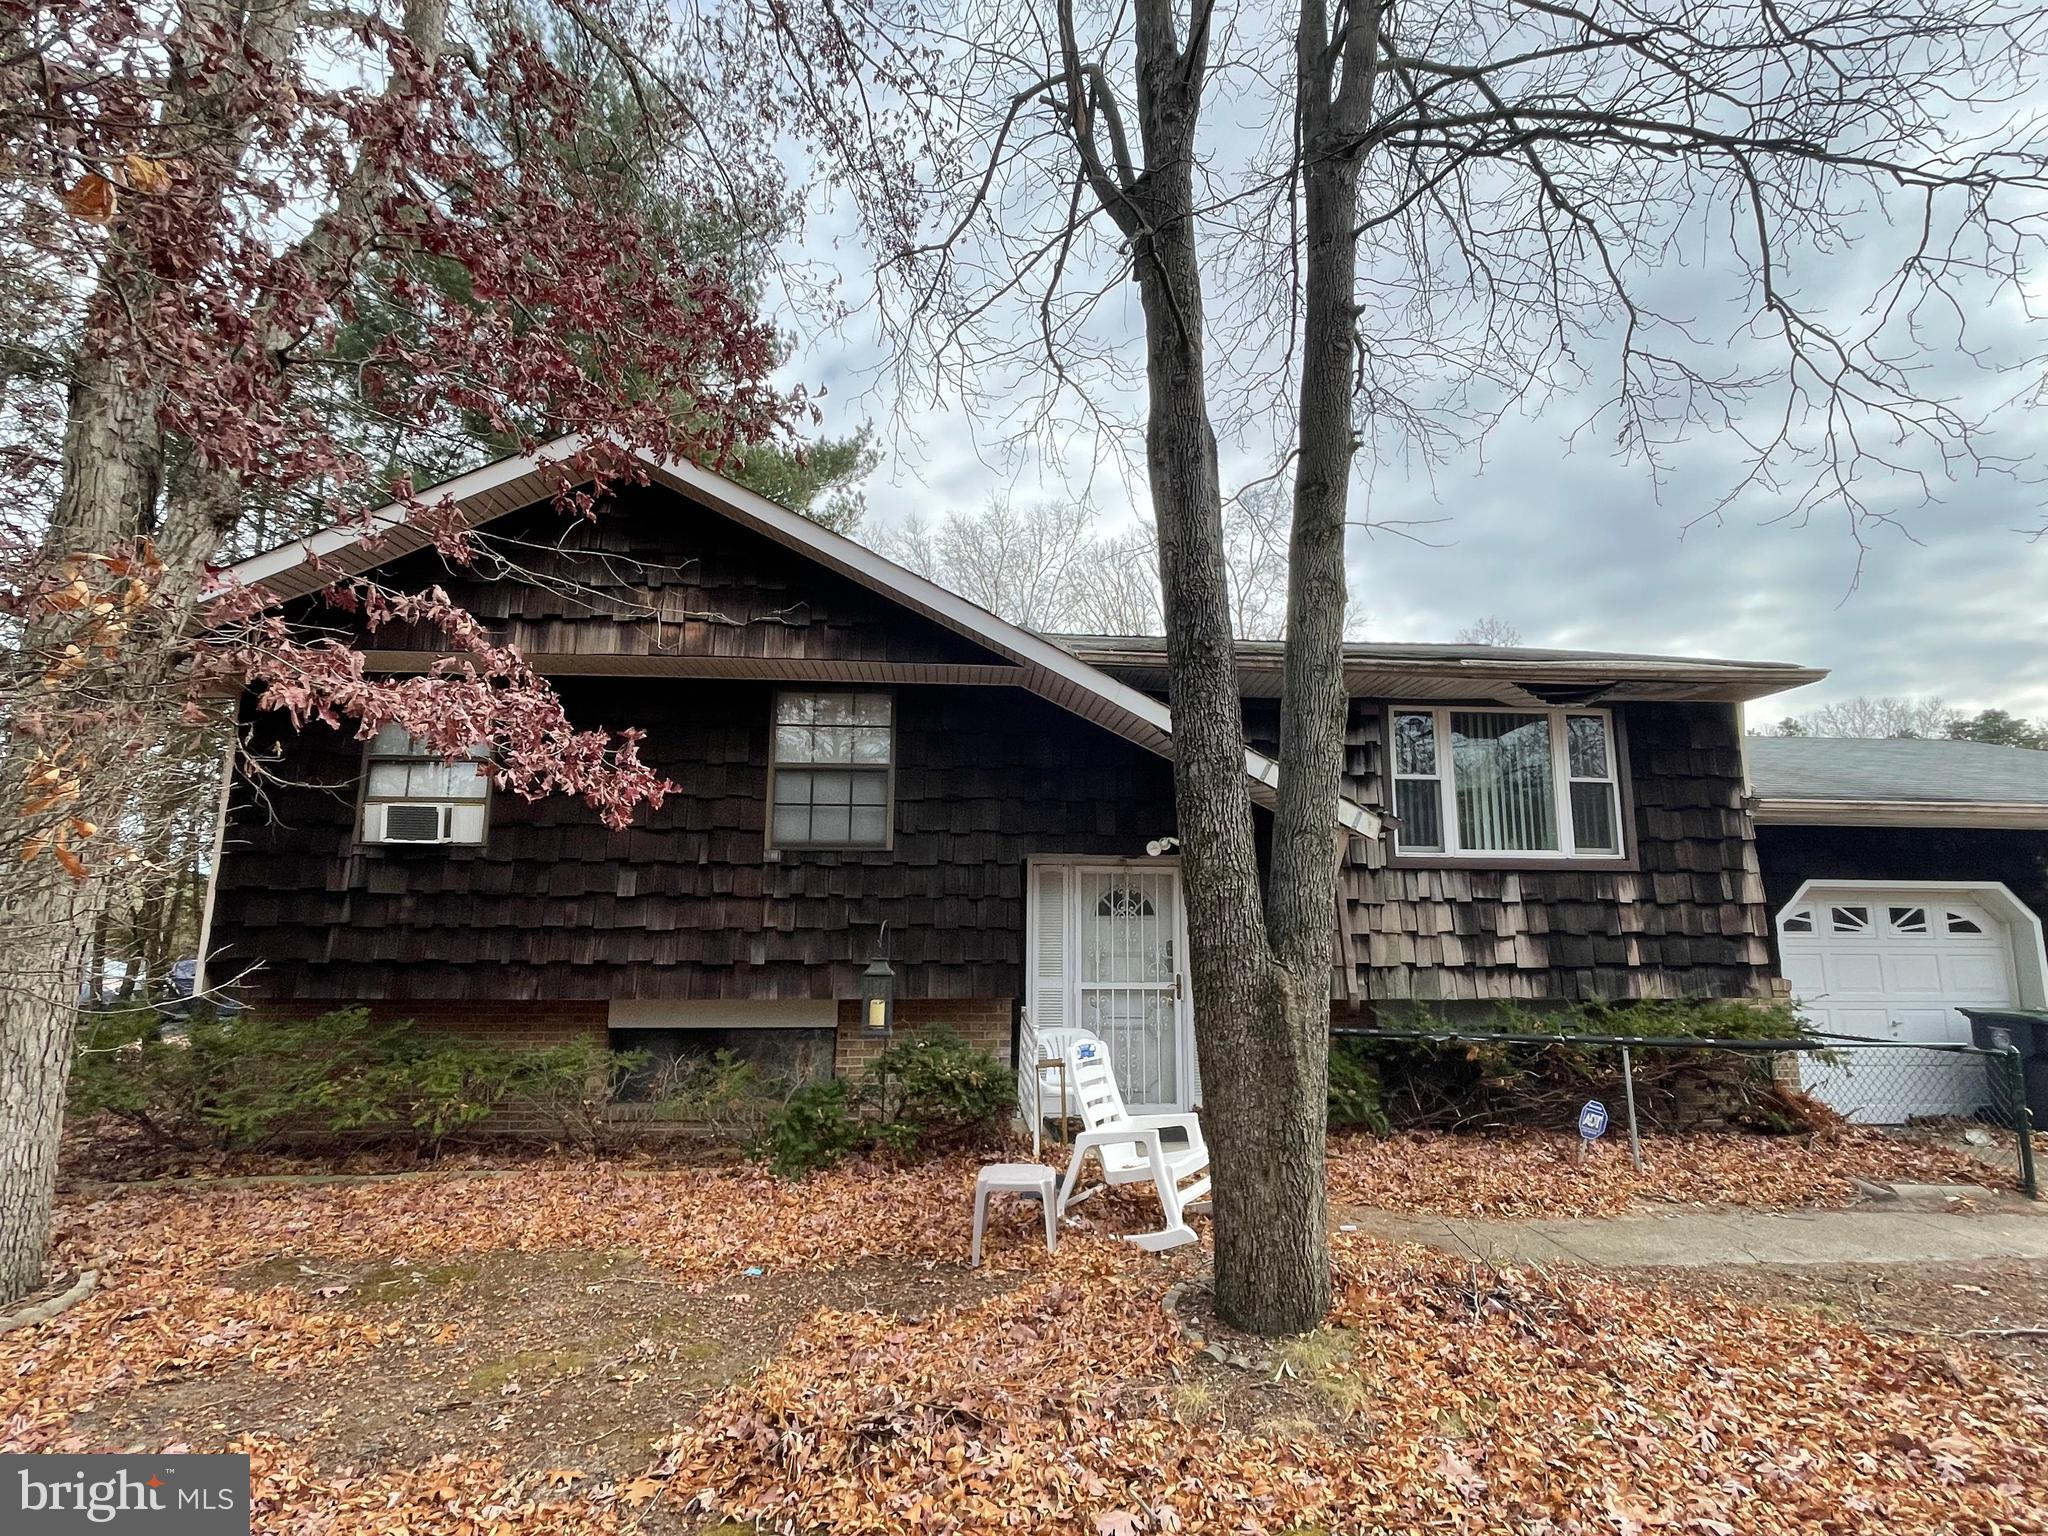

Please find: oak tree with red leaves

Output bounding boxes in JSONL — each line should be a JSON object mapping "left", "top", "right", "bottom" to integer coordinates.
{"left": 0, "top": 0, "right": 813, "bottom": 1300}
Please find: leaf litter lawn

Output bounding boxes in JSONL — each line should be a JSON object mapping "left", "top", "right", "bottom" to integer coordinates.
{"left": 9, "top": 1140, "right": 2045, "bottom": 1536}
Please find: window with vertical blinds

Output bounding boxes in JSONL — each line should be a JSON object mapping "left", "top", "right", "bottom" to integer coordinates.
{"left": 1390, "top": 706, "right": 1624, "bottom": 859}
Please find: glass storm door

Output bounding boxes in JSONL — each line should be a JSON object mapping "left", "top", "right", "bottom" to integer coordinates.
{"left": 1078, "top": 868, "right": 1182, "bottom": 1109}
{"left": 1027, "top": 861, "right": 1194, "bottom": 1112}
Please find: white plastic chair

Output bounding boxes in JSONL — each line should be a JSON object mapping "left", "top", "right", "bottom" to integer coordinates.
{"left": 1055, "top": 1035, "right": 1212, "bottom": 1252}
{"left": 1017, "top": 1020, "right": 1106, "bottom": 1158}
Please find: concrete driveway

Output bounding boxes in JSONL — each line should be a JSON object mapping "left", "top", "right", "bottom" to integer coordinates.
{"left": 1344, "top": 1190, "right": 2048, "bottom": 1268}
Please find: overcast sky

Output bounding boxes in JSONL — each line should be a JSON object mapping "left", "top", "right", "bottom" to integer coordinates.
{"left": 789, "top": 311, "right": 2048, "bottom": 721}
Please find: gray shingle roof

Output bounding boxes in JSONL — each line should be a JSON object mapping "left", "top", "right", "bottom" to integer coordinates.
{"left": 1748, "top": 736, "right": 2048, "bottom": 806}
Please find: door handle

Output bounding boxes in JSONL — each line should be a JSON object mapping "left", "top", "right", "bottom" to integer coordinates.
{"left": 1173, "top": 973, "right": 1184, "bottom": 1000}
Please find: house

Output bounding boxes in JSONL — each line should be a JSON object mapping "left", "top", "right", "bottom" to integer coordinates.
{"left": 197, "top": 439, "right": 1827, "bottom": 1115}
{"left": 1748, "top": 736, "right": 2048, "bottom": 1120}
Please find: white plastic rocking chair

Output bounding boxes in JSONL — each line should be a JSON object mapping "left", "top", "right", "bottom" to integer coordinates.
{"left": 1055, "top": 1035, "right": 1212, "bottom": 1252}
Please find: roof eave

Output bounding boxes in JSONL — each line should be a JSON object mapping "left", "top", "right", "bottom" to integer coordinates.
{"left": 1065, "top": 645, "right": 1826, "bottom": 705}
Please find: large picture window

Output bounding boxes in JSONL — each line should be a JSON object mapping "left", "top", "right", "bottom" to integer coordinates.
{"left": 359, "top": 725, "right": 490, "bottom": 845}
{"left": 1390, "top": 707, "right": 1623, "bottom": 859}
{"left": 769, "top": 691, "right": 894, "bottom": 849}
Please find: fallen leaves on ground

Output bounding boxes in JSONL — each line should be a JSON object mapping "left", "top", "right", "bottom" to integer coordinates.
{"left": 8, "top": 1143, "right": 2044, "bottom": 1533}
{"left": 243, "top": 1437, "right": 628, "bottom": 1536}
{"left": 665, "top": 1232, "right": 2048, "bottom": 1534}
{"left": 4, "top": 1156, "right": 1080, "bottom": 1455}
{"left": 1328, "top": 1127, "right": 2005, "bottom": 1218}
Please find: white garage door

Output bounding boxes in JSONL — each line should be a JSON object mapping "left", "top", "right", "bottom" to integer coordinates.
{"left": 1780, "top": 891, "right": 2017, "bottom": 1123}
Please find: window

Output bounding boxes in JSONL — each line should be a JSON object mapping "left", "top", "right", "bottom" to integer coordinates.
{"left": 1389, "top": 707, "right": 1623, "bottom": 859}
{"left": 359, "top": 725, "right": 489, "bottom": 845}
{"left": 769, "top": 691, "right": 893, "bottom": 848}
{"left": 1097, "top": 887, "right": 1157, "bottom": 920}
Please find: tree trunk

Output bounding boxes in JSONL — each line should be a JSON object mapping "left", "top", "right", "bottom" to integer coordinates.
{"left": 0, "top": 885, "right": 92, "bottom": 1301}
{"left": 0, "top": 0, "right": 441, "bottom": 1306}
{"left": 1121, "top": 108, "right": 1332, "bottom": 1329}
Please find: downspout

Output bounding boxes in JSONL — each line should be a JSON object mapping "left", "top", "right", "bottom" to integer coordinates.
{"left": 1736, "top": 699, "right": 1754, "bottom": 803}
{"left": 190, "top": 725, "right": 238, "bottom": 998}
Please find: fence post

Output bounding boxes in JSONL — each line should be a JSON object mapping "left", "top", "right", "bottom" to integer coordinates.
{"left": 1619, "top": 1045, "right": 1643, "bottom": 1172}
{"left": 2001, "top": 1043, "right": 2039, "bottom": 1200}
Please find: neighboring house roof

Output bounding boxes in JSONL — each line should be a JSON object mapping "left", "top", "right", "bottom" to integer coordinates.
{"left": 224, "top": 434, "right": 1379, "bottom": 836}
{"left": 1749, "top": 736, "right": 2048, "bottom": 829}
{"left": 1058, "top": 636, "right": 1826, "bottom": 704}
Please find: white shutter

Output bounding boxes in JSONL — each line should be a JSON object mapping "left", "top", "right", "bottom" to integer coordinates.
{"left": 1029, "top": 863, "right": 1069, "bottom": 1032}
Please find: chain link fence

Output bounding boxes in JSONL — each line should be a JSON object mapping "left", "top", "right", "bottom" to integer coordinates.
{"left": 1334, "top": 1024, "right": 2038, "bottom": 1198}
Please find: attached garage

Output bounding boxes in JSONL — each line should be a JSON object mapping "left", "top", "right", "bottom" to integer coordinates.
{"left": 1777, "top": 883, "right": 2036, "bottom": 1121}
{"left": 1749, "top": 737, "right": 2048, "bottom": 1124}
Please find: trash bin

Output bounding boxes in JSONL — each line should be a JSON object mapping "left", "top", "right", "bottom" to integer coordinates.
{"left": 1962, "top": 1007, "right": 2048, "bottom": 1126}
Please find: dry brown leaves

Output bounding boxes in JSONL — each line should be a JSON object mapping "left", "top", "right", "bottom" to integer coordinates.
{"left": 242, "top": 1436, "right": 627, "bottom": 1536}
{"left": 10, "top": 1147, "right": 2047, "bottom": 1534}
{"left": 665, "top": 1232, "right": 2048, "bottom": 1534}
{"left": 3, "top": 1157, "right": 1042, "bottom": 1456}
{"left": 1327, "top": 1127, "right": 2005, "bottom": 1218}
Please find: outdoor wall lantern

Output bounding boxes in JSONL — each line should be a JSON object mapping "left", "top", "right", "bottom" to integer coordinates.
{"left": 860, "top": 923, "right": 895, "bottom": 1039}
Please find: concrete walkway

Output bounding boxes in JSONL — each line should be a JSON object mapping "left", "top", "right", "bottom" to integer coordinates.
{"left": 1344, "top": 1199, "right": 2048, "bottom": 1268}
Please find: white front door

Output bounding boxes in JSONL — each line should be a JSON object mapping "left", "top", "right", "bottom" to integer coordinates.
{"left": 1027, "top": 860, "right": 1194, "bottom": 1112}
{"left": 1780, "top": 889, "right": 2018, "bottom": 1123}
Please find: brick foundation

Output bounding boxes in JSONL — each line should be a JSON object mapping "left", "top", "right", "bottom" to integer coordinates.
{"left": 833, "top": 997, "right": 1016, "bottom": 1079}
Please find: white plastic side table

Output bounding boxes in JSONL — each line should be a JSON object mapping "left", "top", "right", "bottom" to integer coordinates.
{"left": 970, "top": 1162, "right": 1059, "bottom": 1265}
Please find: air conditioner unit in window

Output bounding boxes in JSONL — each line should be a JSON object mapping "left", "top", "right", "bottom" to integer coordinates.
{"left": 375, "top": 802, "right": 455, "bottom": 843}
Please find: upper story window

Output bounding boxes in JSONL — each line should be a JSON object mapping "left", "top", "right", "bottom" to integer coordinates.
{"left": 359, "top": 725, "right": 490, "bottom": 845}
{"left": 770, "top": 691, "right": 893, "bottom": 849}
{"left": 1390, "top": 706, "right": 1623, "bottom": 860}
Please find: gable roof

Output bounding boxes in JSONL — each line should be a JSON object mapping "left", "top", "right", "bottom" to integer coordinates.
{"left": 1058, "top": 636, "right": 1825, "bottom": 704}
{"left": 1749, "top": 736, "right": 2048, "bottom": 828}
{"left": 225, "top": 434, "right": 1379, "bottom": 837}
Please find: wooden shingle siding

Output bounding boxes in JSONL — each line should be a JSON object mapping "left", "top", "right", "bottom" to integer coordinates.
{"left": 213, "top": 680, "right": 1178, "bottom": 1006}
{"left": 1327, "top": 699, "right": 1769, "bottom": 1002}
{"left": 325, "top": 486, "right": 1013, "bottom": 669}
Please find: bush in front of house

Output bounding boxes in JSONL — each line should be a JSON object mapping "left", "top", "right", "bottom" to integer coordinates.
{"left": 1337, "top": 996, "right": 1817, "bottom": 1135}
{"left": 1327, "top": 1036, "right": 1392, "bottom": 1133}
{"left": 753, "top": 1078, "right": 867, "bottom": 1177}
{"left": 69, "top": 1007, "right": 614, "bottom": 1156}
{"left": 753, "top": 1026, "right": 1015, "bottom": 1177}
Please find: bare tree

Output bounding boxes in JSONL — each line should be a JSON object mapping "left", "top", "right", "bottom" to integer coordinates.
{"left": 1456, "top": 616, "right": 1523, "bottom": 648}
{"left": 875, "top": 495, "right": 1102, "bottom": 629}
{"left": 741, "top": 0, "right": 2048, "bottom": 1332}
{"left": 873, "top": 486, "right": 1360, "bottom": 640}
{"left": 1070, "top": 526, "right": 1168, "bottom": 635}
{"left": 1755, "top": 696, "right": 1960, "bottom": 738}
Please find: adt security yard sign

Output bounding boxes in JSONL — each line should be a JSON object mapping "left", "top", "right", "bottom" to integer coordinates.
{"left": 1578, "top": 1100, "right": 1610, "bottom": 1141}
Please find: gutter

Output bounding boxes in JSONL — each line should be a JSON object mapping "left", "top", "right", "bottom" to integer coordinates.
{"left": 1066, "top": 645, "right": 1827, "bottom": 703}
{"left": 1752, "top": 798, "right": 2048, "bottom": 830}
